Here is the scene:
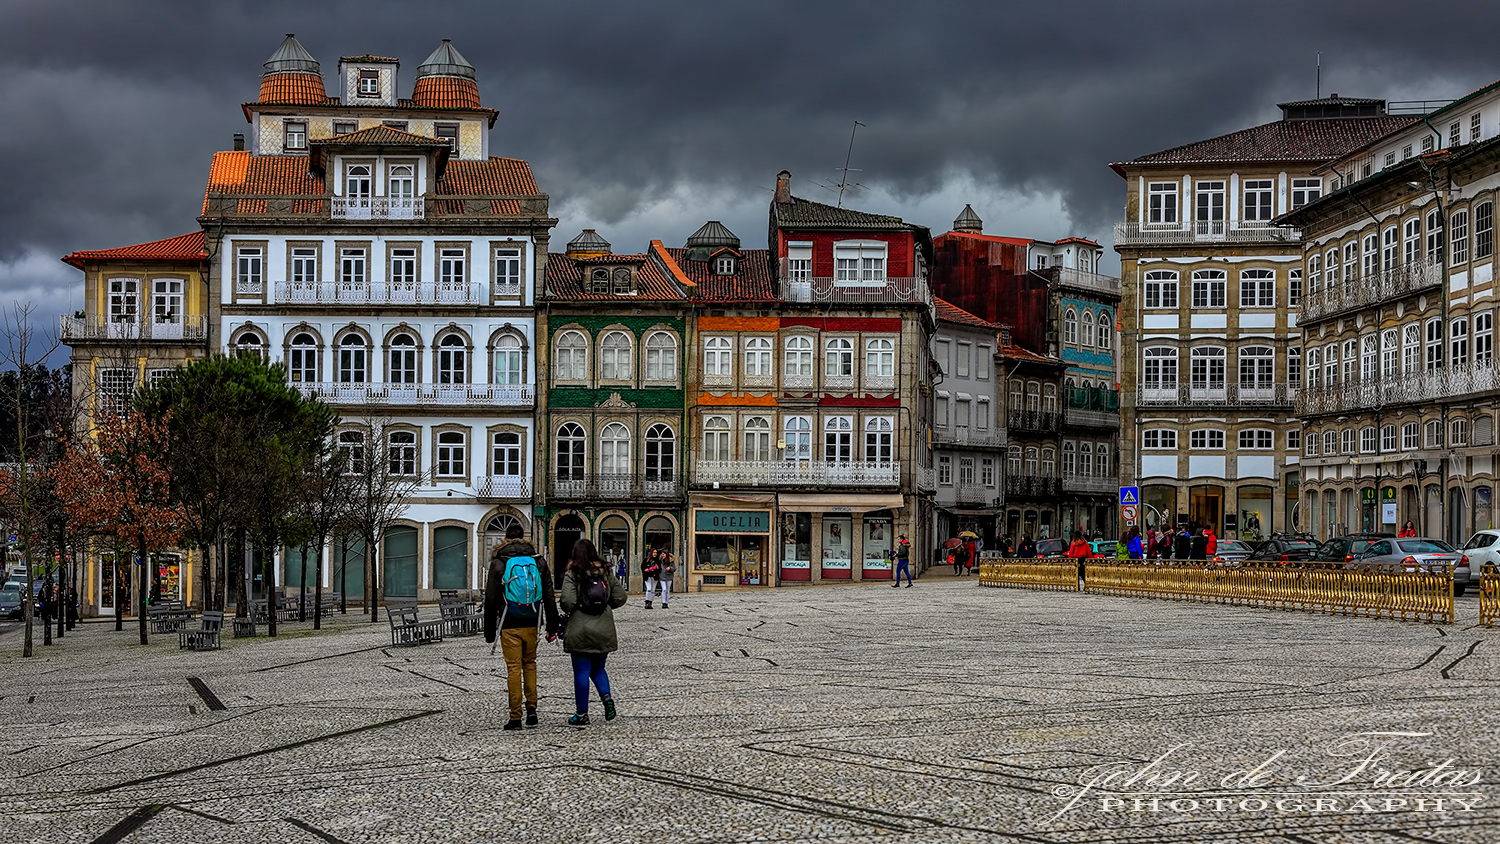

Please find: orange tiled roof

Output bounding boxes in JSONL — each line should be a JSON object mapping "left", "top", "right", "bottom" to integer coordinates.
{"left": 257, "top": 72, "right": 327, "bottom": 105}
{"left": 311, "top": 125, "right": 451, "bottom": 148}
{"left": 663, "top": 247, "right": 776, "bottom": 302}
{"left": 62, "top": 231, "right": 206, "bottom": 269}
{"left": 439, "top": 157, "right": 538, "bottom": 195}
{"left": 545, "top": 249, "right": 688, "bottom": 301}
{"left": 413, "top": 76, "right": 481, "bottom": 110}
{"left": 935, "top": 297, "right": 997, "bottom": 329}
{"left": 997, "top": 342, "right": 1061, "bottom": 365}
{"left": 201, "top": 151, "right": 325, "bottom": 214}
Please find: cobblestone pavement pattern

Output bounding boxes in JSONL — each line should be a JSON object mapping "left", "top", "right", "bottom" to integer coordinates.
{"left": 0, "top": 579, "right": 1496, "bottom": 843}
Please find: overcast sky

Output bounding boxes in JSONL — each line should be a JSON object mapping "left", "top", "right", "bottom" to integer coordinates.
{"left": 5, "top": 1, "right": 1500, "bottom": 364}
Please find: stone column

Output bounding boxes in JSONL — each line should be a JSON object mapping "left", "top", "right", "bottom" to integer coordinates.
{"left": 851, "top": 513, "right": 865, "bottom": 581}
{"left": 810, "top": 513, "right": 823, "bottom": 583}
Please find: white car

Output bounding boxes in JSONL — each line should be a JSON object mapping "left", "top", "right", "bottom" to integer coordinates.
{"left": 1460, "top": 529, "right": 1500, "bottom": 582}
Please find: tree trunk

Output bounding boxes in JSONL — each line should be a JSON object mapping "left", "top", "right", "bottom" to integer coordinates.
{"left": 313, "top": 536, "right": 324, "bottom": 631}
{"left": 55, "top": 528, "right": 65, "bottom": 640}
{"left": 21, "top": 544, "right": 33, "bottom": 657}
{"left": 114, "top": 558, "right": 124, "bottom": 632}
{"left": 264, "top": 543, "right": 277, "bottom": 638}
{"left": 231, "top": 531, "right": 245, "bottom": 617}
{"left": 137, "top": 539, "right": 149, "bottom": 646}
{"left": 200, "top": 539, "right": 213, "bottom": 612}
{"left": 299, "top": 540, "right": 310, "bottom": 622}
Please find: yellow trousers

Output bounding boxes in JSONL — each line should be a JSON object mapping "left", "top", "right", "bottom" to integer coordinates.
{"left": 500, "top": 626, "right": 538, "bottom": 718}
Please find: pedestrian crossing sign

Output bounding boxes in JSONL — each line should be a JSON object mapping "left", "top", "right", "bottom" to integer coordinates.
{"left": 1119, "top": 487, "right": 1139, "bottom": 506}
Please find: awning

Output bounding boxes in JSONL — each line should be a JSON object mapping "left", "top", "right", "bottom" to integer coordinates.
{"left": 690, "top": 492, "right": 775, "bottom": 507}
{"left": 777, "top": 493, "right": 905, "bottom": 513}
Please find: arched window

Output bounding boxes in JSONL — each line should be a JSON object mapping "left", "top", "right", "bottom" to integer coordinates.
{"left": 555, "top": 330, "right": 588, "bottom": 381}
{"left": 493, "top": 334, "right": 523, "bottom": 385}
{"left": 1080, "top": 311, "right": 1095, "bottom": 348}
{"left": 1025, "top": 381, "right": 1040, "bottom": 412}
{"left": 1382, "top": 225, "right": 1399, "bottom": 271}
{"left": 1452, "top": 417, "right": 1470, "bottom": 446}
{"left": 337, "top": 430, "right": 365, "bottom": 474}
{"left": 233, "top": 331, "right": 265, "bottom": 360}
{"left": 784, "top": 336, "right": 813, "bottom": 378}
{"left": 783, "top": 416, "right": 811, "bottom": 460}
{"left": 864, "top": 416, "right": 893, "bottom": 463}
{"left": 823, "top": 415, "right": 853, "bottom": 462}
{"left": 1095, "top": 443, "right": 1110, "bottom": 478}
{"left": 491, "top": 430, "right": 522, "bottom": 476}
{"left": 865, "top": 338, "right": 894, "bottom": 377}
{"left": 703, "top": 416, "right": 731, "bottom": 461}
{"left": 1097, "top": 311, "right": 1112, "bottom": 350}
{"left": 1061, "top": 441, "right": 1076, "bottom": 475}
{"left": 338, "top": 334, "right": 367, "bottom": 383}
{"left": 600, "top": 331, "right": 633, "bottom": 381}
{"left": 612, "top": 267, "right": 632, "bottom": 294}
{"left": 1362, "top": 232, "right": 1379, "bottom": 277}
{"left": 1403, "top": 323, "right": 1421, "bottom": 373}
{"left": 1063, "top": 308, "right": 1078, "bottom": 345}
{"left": 1143, "top": 347, "right": 1178, "bottom": 397}
{"left": 645, "top": 332, "right": 677, "bottom": 381}
{"left": 1404, "top": 217, "right": 1422, "bottom": 266}
{"left": 1381, "top": 327, "right": 1399, "bottom": 378}
{"left": 600, "top": 422, "right": 630, "bottom": 474}
{"left": 744, "top": 416, "right": 772, "bottom": 461}
{"left": 388, "top": 164, "right": 414, "bottom": 202}
{"left": 1008, "top": 379, "right": 1023, "bottom": 411}
{"left": 1239, "top": 268, "right": 1275, "bottom": 308}
{"left": 1189, "top": 346, "right": 1227, "bottom": 397}
{"left": 1024, "top": 447, "right": 1039, "bottom": 475}
{"left": 1007, "top": 446, "right": 1021, "bottom": 475}
{"left": 1079, "top": 442, "right": 1093, "bottom": 477}
{"left": 556, "top": 422, "right": 586, "bottom": 478}
{"left": 744, "top": 337, "right": 773, "bottom": 377}
{"left": 1425, "top": 419, "right": 1444, "bottom": 449}
{"left": 590, "top": 269, "right": 610, "bottom": 295}
{"left": 388, "top": 332, "right": 417, "bottom": 384}
{"left": 437, "top": 334, "right": 466, "bottom": 384}
{"left": 703, "top": 336, "right": 732, "bottom": 377}
{"left": 388, "top": 430, "right": 417, "bottom": 475}
{"left": 1042, "top": 383, "right": 1057, "bottom": 412}
{"left": 645, "top": 423, "right": 675, "bottom": 480}
{"left": 824, "top": 338, "right": 854, "bottom": 377}
{"left": 1041, "top": 447, "right": 1055, "bottom": 476}
{"left": 289, "top": 331, "right": 319, "bottom": 383}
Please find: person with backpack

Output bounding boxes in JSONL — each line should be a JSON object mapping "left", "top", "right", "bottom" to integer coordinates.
{"left": 560, "top": 538, "right": 627, "bottom": 727}
{"left": 482, "top": 525, "right": 560, "bottom": 731}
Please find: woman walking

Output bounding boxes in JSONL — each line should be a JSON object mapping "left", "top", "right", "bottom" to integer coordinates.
{"left": 560, "top": 539, "right": 628, "bottom": 727}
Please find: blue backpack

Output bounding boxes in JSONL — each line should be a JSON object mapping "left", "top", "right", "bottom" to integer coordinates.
{"left": 502, "top": 556, "right": 542, "bottom": 620}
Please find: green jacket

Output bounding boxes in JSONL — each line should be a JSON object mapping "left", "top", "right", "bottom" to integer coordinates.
{"left": 560, "top": 565, "right": 628, "bottom": 653}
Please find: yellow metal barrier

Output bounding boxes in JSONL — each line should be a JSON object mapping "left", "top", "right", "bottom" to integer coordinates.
{"left": 977, "top": 554, "right": 1079, "bottom": 592}
{"left": 1482, "top": 564, "right": 1499, "bottom": 627}
{"left": 1082, "top": 560, "right": 1453, "bottom": 624}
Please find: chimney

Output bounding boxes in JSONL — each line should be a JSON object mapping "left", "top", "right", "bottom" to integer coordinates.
{"left": 233, "top": 133, "right": 245, "bottom": 151}
{"left": 774, "top": 170, "right": 792, "bottom": 205}
{"left": 999, "top": 326, "right": 1013, "bottom": 346}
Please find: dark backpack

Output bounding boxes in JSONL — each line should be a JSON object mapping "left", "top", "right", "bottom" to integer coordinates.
{"left": 576, "top": 568, "right": 610, "bottom": 616}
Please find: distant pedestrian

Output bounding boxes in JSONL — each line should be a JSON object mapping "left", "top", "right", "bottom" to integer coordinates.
{"left": 999, "top": 535, "right": 1013, "bottom": 558}
{"left": 1205, "top": 526, "right": 1218, "bottom": 558}
{"left": 642, "top": 546, "right": 663, "bottom": 608}
{"left": 963, "top": 539, "right": 978, "bottom": 575}
{"left": 483, "top": 525, "right": 560, "bottom": 731}
{"left": 1399, "top": 520, "right": 1417, "bottom": 538}
{"left": 951, "top": 542, "right": 966, "bottom": 575}
{"left": 892, "top": 535, "right": 913, "bottom": 587}
{"left": 1127, "top": 528, "right": 1144, "bottom": 560}
{"left": 650, "top": 543, "right": 674, "bottom": 609}
{"left": 1173, "top": 528, "right": 1191, "bottom": 561}
{"left": 560, "top": 539, "right": 627, "bottom": 727}
{"left": 1067, "top": 529, "right": 1091, "bottom": 587}
{"left": 1018, "top": 535, "right": 1036, "bottom": 559}
{"left": 1190, "top": 527, "right": 1209, "bottom": 561}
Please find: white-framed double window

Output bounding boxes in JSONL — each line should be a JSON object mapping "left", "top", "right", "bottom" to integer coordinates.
{"left": 1147, "top": 182, "right": 1178, "bottom": 224}
{"left": 436, "top": 335, "right": 466, "bottom": 385}
{"left": 337, "top": 335, "right": 368, "bottom": 383}
{"left": 824, "top": 338, "right": 854, "bottom": 377}
{"left": 833, "top": 241, "right": 887, "bottom": 284}
{"left": 1238, "top": 429, "right": 1273, "bottom": 450}
{"left": 436, "top": 431, "right": 468, "bottom": 478}
{"left": 1242, "top": 179, "right": 1273, "bottom": 222}
{"left": 1191, "top": 269, "right": 1227, "bottom": 308}
{"left": 744, "top": 337, "right": 773, "bottom": 377}
{"left": 823, "top": 416, "right": 853, "bottom": 462}
{"left": 492, "top": 431, "right": 523, "bottom": 477}
{"left": 1452, "top": 210, "right": 1470, "bottom": 265}
{"left": 783, "top": 416, "right": 812, "bottom": 460}
{"left": 236, "top": 248, "right": 263, "bottom": 293}
{"left": 1142, "top": 429, "right": 1176, "bottom": 450}
{"left": 703, "top": 416, "right": 732, "bottom": 461}
{"left": 389, "top": 431, "right": 417, "bottom": 476}
{"left": 1291, "top": 178, "right": 1322, "bottom": 209}
{"left": 645, "top": 332, "right": 677, "bottom": 381}
{"left": 600, "top": 423, "right": 631, "bottom": 475}
{"left": 743, "top": 416, "right": 772, "bottom": 461}
{"left": 388, "top": 333, "right": 417, "bottom": 384}
{"left": 1476, "top": 311, "right": 1494, "bottom": 363}
{"left": 1189, "top": 429, "right": 1225, "bottom": 450}
{"left": 703, "top": 336, "right": 733, "bottom": 378}
{"left": 864, "top": 416, "right": 893, "bottom": 463}
{"left": 492, "top": 335, "right": 524, "bottom": 385}
{"left": 1239, "top": 269, "right": 1274, "bottom": 308}
{"left": 288, "top": 332, "right": 319, "bottom": 383}
{"left": 151, "top": 278, "right": 182, "bottom": 326}
{"left": 600, "top": 331, "right": 634, "bottom": 381}
{"left": 1143, "top": 270, "right": 1178, "bottom": 308}
{"left": 784, "top": 336, "right": 813, "bottom": 378}
{"left": 494, "top": 248, "right": 522, "bottom": 294}
{"left": 555, "top": 330, "right": 588, "bottom": 382}
{"left": 865, "top": 338, "right": 894, "bottom": 377}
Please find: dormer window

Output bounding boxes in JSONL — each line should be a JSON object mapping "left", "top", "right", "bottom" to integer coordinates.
{"left": 283, "top": 120, "right": 307, "bottom": 151}
{"left": 358, "top": 69, "right": 380, "bottom": 97}
{"left": 715, "top": 256, "right": 736, "bottom": 275}
{"left": 382, "top": 120, "right": 408, "bottom": 131}
{"left": 333, "top": 121, "right": 357, "bottom": 136}
{"left": 435, "top": 124, "right": 459, "bottom": 150}
{"left": 591, "top": 269, "right": 610, "bottom": 295}
{"left": 612, "top": 268, "right": 632, "bottom": 294}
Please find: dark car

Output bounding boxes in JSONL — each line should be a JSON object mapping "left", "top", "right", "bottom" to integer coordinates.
{"left": 1035, "top": 538, "right": 1067, "bottom": 558}
{"left": 1248, "top": 538, "right": 1323, "bottom": 562}
{"left": 1211, "top": 539, "right": 1254, "bottom": 564}
{"left": 1314, "top": 533, "right": 1395, "bottom": 563}
{"left": 0, "top": 588, "right": 23, "bottom": 620}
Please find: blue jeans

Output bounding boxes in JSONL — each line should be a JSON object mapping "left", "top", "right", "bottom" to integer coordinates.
{"left": 894, "top": 560, "right": 912, "bottom": 585}
{"left": 571, "top": 652, "right": 611, "bottom": 713}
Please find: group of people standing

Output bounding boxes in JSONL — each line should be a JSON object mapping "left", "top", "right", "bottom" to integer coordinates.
{"left": 1141, "top": 525, "right": 1218, "bottom": 560}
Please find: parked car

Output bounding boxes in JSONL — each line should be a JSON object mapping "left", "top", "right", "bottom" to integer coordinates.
{"left": 0, "top": 588, "right": 23, "bottom": 620}
{"left": 1352, "top": 537, "right": 1471, "bottom": 595}
{"left": 1034, "top": 537, "right": 1067, "bottom": 558}
{"left": 1091, "top": 540, "right": 1118, "bottom": 558}
{"left": 1211, "top": 539, "right": 1254, "bottom": 563}
{"left": 1315, "top": 533, "right": 1396, "bottom": 563}
{"left": 1248, "top": 538, "right": 1323, "bottom": 562}
{"left": 1460, "top": 529, "right": 1500, "bottom": 577}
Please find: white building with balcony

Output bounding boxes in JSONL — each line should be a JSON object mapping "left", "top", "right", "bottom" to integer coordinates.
{"left": 204, "top": 35, "right": 556, "bottom": 601}
{"left": 1112, "top": 95, "right": 1415, "bottom": 541}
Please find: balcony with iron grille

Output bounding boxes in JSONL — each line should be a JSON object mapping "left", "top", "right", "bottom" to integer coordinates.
{"left": 1297, "top": 259, "right": 1443, "bottom": 323}
{"left": 931, "top": 426, "right": 1007, "bottom": 448}
{"left": 1063, "top": 387, "right": 1120, "bottom": 429}
{"left": 951, "top": 482, "right": 998, "bottom": 507}
{"left": 272, "top": 281, "right": 487, "bottom": 305}
{"left": 1005, "top": 474, "right": 1061, "bottom": 499}
{"left": 693, "top": 460, "right": 900, "bottom": 488}
{"left": 547, "top": 473, "right": 683, "bottom": 501}
{"left": 1006, "top": 409, "right": 1060, "bottom": 435}
{"left": 331, "top": 196, "right": 424, "bottom": 220}
{"left": 295, "top": 382, "right": 535, "bottom": 407}
{"left": 1113, "top": 219, "right": 1301, "bottom": 246}
{"left": 202, "top": 193, "right": 550, "bottom": 219}
{"left": 1062, "top": 474, "right": 1118, "bottom": 495}
{"left": 1296, "top": 360, "right": 1500, "bottom": 417}
{"left": 1038, "top": 266, "right": 1122, "bottom": 299}
{"left": 476, "top": 475, "right": 533, "bottom": 501}
{"left": 1129, "top": 383, "right": 1294, "bottom": 409}
{"left": 61, "top": 314, "right": 208, "bottom": 343}
{"left": 778, "top": 261, "right": 932, "bottom": 305}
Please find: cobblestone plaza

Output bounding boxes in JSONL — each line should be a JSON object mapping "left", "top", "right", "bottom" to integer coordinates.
{"left": 0, "top": 579, "right": 1495, "bottom": 843}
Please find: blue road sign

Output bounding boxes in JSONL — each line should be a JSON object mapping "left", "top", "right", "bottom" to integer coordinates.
{"left": 1119, "top": 486, "right": 1140, "bottom": 506}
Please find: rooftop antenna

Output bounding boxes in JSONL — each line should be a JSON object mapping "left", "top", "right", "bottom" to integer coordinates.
{"left": 816, "top": 120, "right": 867, "bottom": 207}
{"left": 1316, "top": 52, "right": 1321, "bottom": 98}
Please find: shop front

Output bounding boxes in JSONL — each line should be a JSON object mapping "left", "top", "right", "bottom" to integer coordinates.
{"left": 861, "top": 512, "right": 893, "bottom": 580}
{"left": 688, "top": 494, "right": 775, "bottom": 588}
{"left": 778, "top": 493, "right": 906, "bottom": 583}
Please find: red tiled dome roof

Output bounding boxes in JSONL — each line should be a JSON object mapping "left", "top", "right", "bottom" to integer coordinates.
{"left": 258, "top": 72, "right": 327, "bottom": 105}
{"left": 412, "top": 76, "right": 481, "bottom": 109}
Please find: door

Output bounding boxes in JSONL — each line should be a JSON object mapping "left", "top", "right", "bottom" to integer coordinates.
{"left": 552, "top": 515, "right": 585, "bottom": 590}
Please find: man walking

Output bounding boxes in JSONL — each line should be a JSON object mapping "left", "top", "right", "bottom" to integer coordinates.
{"left": 891, "top": 535, "right": 913, "bottom": 587}
{"left": 483, "top": 525, "right": 560, "bottom": 731}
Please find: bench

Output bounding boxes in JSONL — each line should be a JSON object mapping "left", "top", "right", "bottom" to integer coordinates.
{"left": 319, "top": 592, "right": 342, "bottom": 617}
{"left": 386, "top": 601, "right": 443, "bottom": 646}
{"left": 439, "top": 599, "right": 482, "bottom": 637}
{"left": 179, "top": 611, "right": 224, "bottom": 651}
{"left": 232, "top": 616, "right": 257, "bottom": 638}
{"left": 148, "top": 601, "right": 195, "bottom": 634}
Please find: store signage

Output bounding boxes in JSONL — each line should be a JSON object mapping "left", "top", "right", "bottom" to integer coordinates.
{"left": 695, "top": 510, "right": 771, "bottom": 533}
{"left": 863, "top": 557, "right": 892, "bottom": 570}
{"left": 821, "top": 558, "right": 852, "bottom": 570}
{"left": 781, "top": 559, "right": 810, "bottom": 569}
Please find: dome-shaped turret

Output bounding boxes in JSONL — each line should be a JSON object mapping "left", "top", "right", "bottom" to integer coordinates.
{"left": 566, "top": 229, "right": 612, "bottom": 259}
{"left": 954, "top": 204, "right": 983, "bottom": 234}
{"left": 412, "top": 39, "right": 481, "bottom": 109}
{"left": 685, "top": 221, "right": 741, "bottom": 250}
{"left": 258, "top": 34, "right": 326, "bottom": 104}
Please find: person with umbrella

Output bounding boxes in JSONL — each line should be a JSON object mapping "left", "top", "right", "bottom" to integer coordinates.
{"left": 960, "top": 530, "right": 980, "bottom": 576}
{"left": 942, "top": 537, "right": 965, "bottom": 575}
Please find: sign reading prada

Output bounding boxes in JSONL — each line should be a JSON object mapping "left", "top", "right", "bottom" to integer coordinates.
{"left": 695, "top": 510, "right": 771, "bottom": 533}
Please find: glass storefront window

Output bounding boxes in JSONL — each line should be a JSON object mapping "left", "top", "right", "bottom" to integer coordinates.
{"left": 782, "top": 513, "right": 811, "bottom": 580}
{"left": 1477, "top": 487, "right": 1493, "bottom": 532}
{"left": 1237, "top": 485, "right": 1272, "bottom": 543}
{"left": 822, "top": 516, "right": 852, "bottom": 565}
{"left": 863, "top": 513, "right": 892, "bottom": 574}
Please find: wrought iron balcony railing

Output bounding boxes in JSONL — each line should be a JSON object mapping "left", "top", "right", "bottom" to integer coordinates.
{"left": 1298, "top": 259, "right": 1442, "bottom": 322}
{"left": 331, "top": 196, "right": 424, "bottom": 220}
{"left": 61, "top": 315, "right": 208, "bottom": 342}
{"left": 693, "top": 460, "right": 900, "bottom": 487}
{"left": 1296, "top": 360, "right": 1500, "bottom": 416}
{"left": 272, "top": 281, "right": 487, "bottom": 305}
{"left": 932, "top": 426, "right": 1007, "bottom": 447}
{"left": 547, "top": 474, "right": 682, "bottom": 500}
{"left": 951, "top": 482, "right": 998, "bottom": 506}
{"left": 1006, "top": 409, "right": 1061, "bottom": 434}
{"left": 295, "top": 382, "right": 535, "bottom": 406}
{"left": 778, "top": 271, "right": 931, "bottom": 305}
{"left": 1130, "top": 383, "right": 1294, "bottom": 408}
{"left": 1005, "top": 474, "right": 1062, "bottom": 499}
{"left": 476, "top": 476, "right": 533, "bottom": 500}
{"left": 202, "top": 193, "right": 550, "bottom": 219}
{"left": 1113, "top": 220, "right": 1301, "bottom": 246}
{"left": 1042, "top": 267, "right": 1122, "bottom": 298}
{"left": 1062, "top": 475, "right": 1118, "bottom": 495}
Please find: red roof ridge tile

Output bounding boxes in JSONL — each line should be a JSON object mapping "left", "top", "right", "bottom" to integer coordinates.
{"left": 62, "top": 231, "right": 206, "bottom": 269}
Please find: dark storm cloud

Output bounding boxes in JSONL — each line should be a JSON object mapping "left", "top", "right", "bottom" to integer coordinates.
{"left": 4, "top": 0, "right": 1500, "bottom": 356}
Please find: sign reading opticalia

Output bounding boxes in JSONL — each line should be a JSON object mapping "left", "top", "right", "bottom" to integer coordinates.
{"left": 695, "top": 510, "right": 771, "bottom": 533}
{"left": 780, "top": 559, "right": 810, "bottom": 569}
{"left": 821, "top": 558, "right": 852, "bottom": 570}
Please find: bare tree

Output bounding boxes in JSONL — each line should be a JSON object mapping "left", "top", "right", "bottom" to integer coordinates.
{"left": 345, "top": 417, "right": 425, "bottom": 623}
